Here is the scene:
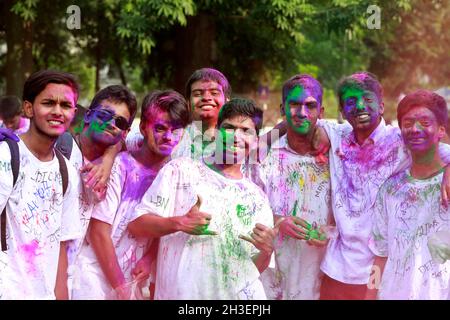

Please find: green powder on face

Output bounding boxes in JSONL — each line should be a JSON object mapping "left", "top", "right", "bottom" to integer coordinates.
{"left": 285, "top": 86, "right": 312, "bottom": 135}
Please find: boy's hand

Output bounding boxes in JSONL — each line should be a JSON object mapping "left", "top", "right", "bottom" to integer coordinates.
{"left": 239, "top": 223, "right": 276, "bottom": 255}
{"left": 176, "top": 196, "right": 218, "bottom": 235}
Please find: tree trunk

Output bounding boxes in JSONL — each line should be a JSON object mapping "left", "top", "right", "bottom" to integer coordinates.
{"left": 4, "top": 0, "right": 34, "bottom": 96}
{"left": 172, "top": 13, "right": 217, "bottom": 94}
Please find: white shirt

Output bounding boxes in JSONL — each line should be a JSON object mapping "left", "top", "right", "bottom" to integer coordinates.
{"left": 252, "top": 135, "right": 332, "bottom": 299}
{"left": 133, "top": 157, "right": 274, "bottom": 300}
{"left": 0, "top": 139, "right": 81, "bottom": 299}
{"left": 320, "top": 119, "right": 450, "bottom": 284}
{"left": 65, "top": 138, "right": 93, "bottom": 269}
{"left": 370, "top": 170, "right": 450, "bottom": 299}
{"left": 72, "top": 152, "right": 156, "bottom": 298}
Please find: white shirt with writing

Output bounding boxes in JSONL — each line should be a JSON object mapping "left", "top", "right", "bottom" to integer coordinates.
{"left": 319, "top": 119, "right": 450, "bottom": 284}
{"left": 133, "top": 157, "right": 274, "bottom": 300}
{"left": 0, "top": 140, "right": 81, "bottom": 299}
{"left": 252, "top": 135, "right": 332, "bottom": 299}
{"left": 370, "top": 170, "right": 450, "bottom": 299}
{"left": 72, "top": 152, "right": 155, "bottom": 299}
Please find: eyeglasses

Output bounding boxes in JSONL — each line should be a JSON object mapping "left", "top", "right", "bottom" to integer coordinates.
{"left": 92, "top": 108, "right": 130, "bottom": 130}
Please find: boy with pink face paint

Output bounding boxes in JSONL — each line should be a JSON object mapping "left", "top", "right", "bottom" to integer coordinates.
{"left": 71, "top": 90, "right": 191, "bottom": 299}
{"left": 0, "top": 70, "right": 82, "bottom": 299}
{"left": 318, "top": 72, "right": 450, "bottom": 299}
{"left": 367, "top": 90, "right": 450, "bottom": 299}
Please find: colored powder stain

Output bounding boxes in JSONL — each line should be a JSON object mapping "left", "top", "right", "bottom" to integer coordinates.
{"left": 236, "top": 204, "right": 252, "bottom": 226}
{"left": 284, "top": 86, "right": 311, "bottom": 135}
{"left": 87, "top": 120, "right": 108, "bottom": 135}
{"left": 19, "top": 239, "right": 42, "bottom": 274}
{"left": 417, "top": 145, "right": 437, "bottom": 165}
{"left": 288, "top": 171, "right": 300, "bottom": 186}
{"left": 291, "top": 200, "right": 299, "bottom": 217}
{"left": 298, "top": 175, "right": 305, "bottom": 189}
{"left": 216, "top": 214, "right": 247, "bottom": 288}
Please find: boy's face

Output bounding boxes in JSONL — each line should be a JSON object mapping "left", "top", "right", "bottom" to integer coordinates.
{"left": 140, "top": 109, "right": 184, "bottom": 157}
{"left": 23, "top": 83, "right": 77, "bottom": 138}
{"left": 217, "top": 115, "right": 258, "bottom": 164}
{"left": 189, "top": 80, "right": 226, "bottom": 123}
{"left": 401, "top": 106, "right": 445, "bottom": 156}
{"left": 341, "top": 86, "right": 384, "bottom": 134}
{"left": 2, "top": 115, "right": 22, "bottom": 131}
{"left": 87, "top": 99, "right": 131, "bottom": 146}
{"left": 282, "top": 85, "right": 323, "bottom": 135}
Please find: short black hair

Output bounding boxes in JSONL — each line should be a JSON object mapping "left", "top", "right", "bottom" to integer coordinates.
{"left": 282, "top": 74, "right": 323, "bottom": 106}
{"left": 0, "top": 95, "right": 22, "bottom": 120}
{"left": 141, "top": 90, "right": 192, "bottom": 128}
{"left": 397, "top": 90, "right": 448, "bottom": 129}
{"left": 89, "top": 85, "right": 138, "bottom": 124}
{"left": 217, "top": 98, "right": 263, "bottom": 135}
{"left": 337, "top": 71, "right": 383, "bottom": 109}
{"left": 22, "top": 70, "right": 79, "bottom": 104}
{"left": 185, "top": 68, "right": 231, "bottom": 99}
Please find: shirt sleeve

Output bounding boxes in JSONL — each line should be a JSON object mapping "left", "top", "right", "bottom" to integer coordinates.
{"left": 90, "top": 156, "right": 123, "bottom": 225}
{"left": 60, "top": 157, "right": 82, "bottom": 241}
{"left": 438, "top": 142, "right": 450, "bottom": 164}
{"left": 132, "top": 159, "right": 197, "bottom": 221}
{"left": 369, "top": 184, "right": 389, "bottom": 257}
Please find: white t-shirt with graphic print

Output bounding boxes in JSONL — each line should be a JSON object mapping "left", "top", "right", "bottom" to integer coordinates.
{"left": 132, "top": 157, "right": 274, "bottom": 300}
{"left": 370, "top": 170, "right": 450, "bottom": 300}
{"left": 0, "top": 139, "right": 81, "bottom": 299}
{"left": 252, "top": 135, "right": 332, "bottom": 300}
{"left": 71, "top": 152, "right": 156, "bottom": 299}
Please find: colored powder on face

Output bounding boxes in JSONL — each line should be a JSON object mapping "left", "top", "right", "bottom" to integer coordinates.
{"left": 284, "top": 86, "right": 312, "bottom": 135}
{"left": 87, "top": 120, "right": 109, "bottom": 135}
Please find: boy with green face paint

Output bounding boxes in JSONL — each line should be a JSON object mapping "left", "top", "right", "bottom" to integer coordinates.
{"left": 318, "top": 72, "right": 450, "bottom": 300}
{"left": 128, "top": 99, "right": 276, "bottom": 300}
{"left": 251, "top": 74, "right": 334, "bottom": 299}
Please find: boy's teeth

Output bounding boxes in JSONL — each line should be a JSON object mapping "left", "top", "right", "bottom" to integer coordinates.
{"left": 357, "top": 115, "right": 369, "bottom": 121}
{"left": 49, "top": 120, "right": 62, "bottom": 125}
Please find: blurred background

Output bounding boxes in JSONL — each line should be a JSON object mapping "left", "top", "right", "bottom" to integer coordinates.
{"left": 0, "top": 0, "right": 449, "bottom": 130}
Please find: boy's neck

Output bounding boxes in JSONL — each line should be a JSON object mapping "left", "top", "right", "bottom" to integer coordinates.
{"left": 286, "top": 128, "right": 315, "bottom": 155}
{"left": 79, "top": 130, "right": 108, "bottom": 161}
{"left": 410, "top": 146, "right": 445, "bottom": 179}
{"left": 195, "top": 119, "right": 216, "bottom": 138}
{"left": 353, "top": 117, "right": 382, "bottom": 145}
{"left": 20, "top": 127, "right": 56, "bottom": 161}
{"left": 132, "top": 144, "right": 169, "bottom": 172}
{"left": 209, "top": 161, "right": 243, "bottom": 179}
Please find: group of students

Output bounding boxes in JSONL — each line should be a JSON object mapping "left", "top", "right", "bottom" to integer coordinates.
{"left": 0, "top": 67, "right": 449, "bottom": 300}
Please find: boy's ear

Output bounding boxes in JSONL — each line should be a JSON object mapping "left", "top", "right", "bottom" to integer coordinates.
{"left": 379, "top": 101, "right": 385, "bottom": 116}
{"left": 438, "top": 125, "right": 446, "bottom": 140}
{"left": 23, "top": 101, "right": 33, "bottom": 118}
{"left": 280, "top": 103, "right": 286, "bottom": 117}
{"left": 319, "top": 105, "right": 324, "bottom": 119}
{"left": 84, "top": 109, "right": 94, "bottom": 124}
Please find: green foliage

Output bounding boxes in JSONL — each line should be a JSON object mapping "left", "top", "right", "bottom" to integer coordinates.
{"left": 11, "top": 0, "right": 39, "bottom": 21}
{"left": 1, "top": 0, "right": 448, "bottom": 122}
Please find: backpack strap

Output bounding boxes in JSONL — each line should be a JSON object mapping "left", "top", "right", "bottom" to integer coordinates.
{"left": 1, "top": 138, "right": 20, "bottom": 251}
{"left": 55, "top": 131, "right": 74, "bottom": 160}
{"left": 55, "top": 149, "right": 69, "bottom": 196}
